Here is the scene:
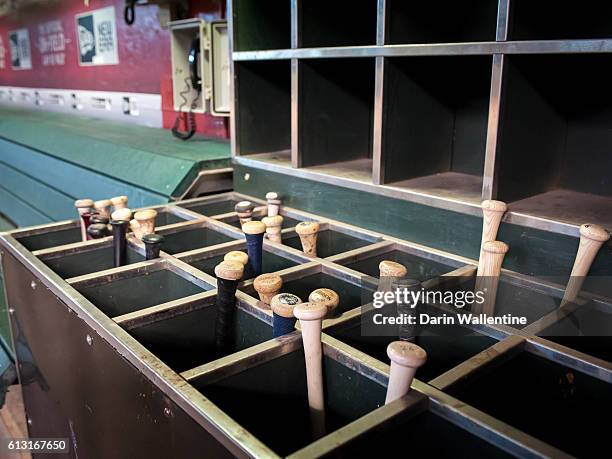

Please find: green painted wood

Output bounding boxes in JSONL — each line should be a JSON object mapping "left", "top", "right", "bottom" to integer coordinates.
{"left": 0, "top": 139, "right": 167, "bottom": 211}
{"left": 0, "top": 185, "right": 51, "bottom": 227}
{"left": 0, "top": 108, "right": 231, "bottom": 198}
{"left": 0, "top": 162, "right": 75, "bottom": 222}
{"left": 234, "top": 164, "right": 612, "bottom": 277}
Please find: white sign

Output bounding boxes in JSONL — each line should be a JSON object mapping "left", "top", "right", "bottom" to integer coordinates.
{"left": 38, "top": 20, "right": 68, "bottom": 67}
{"left": 9, "top": 28, "right": 32, "bottom": 70}
{"left": 75, "top": 6, "right": 119, "bottom": 66}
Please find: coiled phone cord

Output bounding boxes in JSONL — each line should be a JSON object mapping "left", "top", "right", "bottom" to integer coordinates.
{"left": 172, "top": 77, "right": 200, "bottom": 141}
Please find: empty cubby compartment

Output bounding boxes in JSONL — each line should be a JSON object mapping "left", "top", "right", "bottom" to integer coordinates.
{"left": 252, "top": 271, "right": 374, "bottom": 316}
{"left": 446, "top": 351, "right": 612, "bottom": 457}
{"left": 41, "top": 246, "right": 144, "bottom": 279}
{"left": 17, "top": 226, "right": 82, "bottom": 251}
{"left": 328, "top": 313, "right": 497, "bottom": 382}
{"left": 181, "top": 199, "right": 242, "bottom": 216}
{"left": 385, "top": 0, "right": 497, "bottom": 44}
{"left": 155, "top": 210, "right": 187, "bottom": 227}
{"left": 127, "top": 300, "right": 271, "bottom": 373}
{"left": 539, "top": 302, "right": 612, "bottom": 363}
{"left": 450, "top": 276, "right": 561, "bottom": 326}
{"left": 235, "top": 60, "right": 291, "bottom": 160}
{"left": 299, "top": 58, "right": 375, "bottom": 178}
{"left": 496, "top": 54, "right": 612, "bottom": 228}
{"left": 76, "top": 269, "right": 210, "bottom": 317}
{"left": 341, "top": 249, "right": 456, "bottom": 282}
{"left": 159, "top": 227, "right": 236, "bottom": 254}
{"left": 187, "top": 248, "right": 299, "bottom": 280}
{"left": 232, "top": 0, "right": 290, "bottom": 51}
{"left": 299, "top": 0, "right": 377, "bottom": 48}
{"left": 381, "top": 56, "right": 492, "bottom": 202}
{"left": 194, "top": 349, "right": 386, "bottom": 456}
{"left": 330, "top": 409, "right": 513, "bottom": 457}
{"left": 283, "top": 229, "right": 374, "bottom": 258}
{"left": 508, "top": 0, "right": 612, "bottom": 40}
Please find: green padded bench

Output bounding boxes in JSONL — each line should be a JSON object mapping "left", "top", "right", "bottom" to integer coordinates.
{"left": 0, "top": 107, "right": 231, "bottom": 227}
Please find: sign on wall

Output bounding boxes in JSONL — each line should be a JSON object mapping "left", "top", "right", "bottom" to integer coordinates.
{"left": 9, "top": 28, "right": 32, "bottom": 70}
{"left": 75, "top": 6, "right": 118, "bottom": 66}
{"left": 38, "top": 20, "right": 68, "bottom": 67}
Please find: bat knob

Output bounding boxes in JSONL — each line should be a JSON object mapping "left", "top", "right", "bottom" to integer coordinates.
{"left": 308, "top": 288, "right": 339, "bottom": 315}
{"left": 142, "top": 233, "right": 164, "bottom": 260}
{"left": 242, "top": 220, "right": 266, "bottom": 235}
{"left": 214, "top": 260, "right": 244, "bottom": 281}
{"left": 254, "top": 273, "right": 283, "bottom": 305}
{"left": 87, "top": 223, "right": 109, "bottom": 239}
{"left": 481, "top": 200, "right": 507, "bottom": 213}
{"left": 379, "top": 260, "right": 408, "bottom": 278}
{"left": 75, "top": 198, "right": 94, "bottom": 209}
{"left": 294, "top": 302, "right": 328, "bottom": 322}
{"left": 482, "top": 240, "right": 509, "bottom": 254}
{"left": 580, "top": 224, "right": 610, "bottom": 242}
{"left": 224, "top": 251, "right": 249, "bottom": 266}
{"left": 111, "top": 195, "right": 128, "bottom": 209}
{"left": 296, "top": 221, "right": 320, "bottom": 236}
{"left": 270, "top": 293, "right": 302, "bottom": 318}
{"left": 387, "top": 341, "right": 427, "bottom": 369}
{"left": 266, "top": 192, "right": 279, "bottom": 201}
{"left": 112, "top": 208, "right": 132, "bottom": 222}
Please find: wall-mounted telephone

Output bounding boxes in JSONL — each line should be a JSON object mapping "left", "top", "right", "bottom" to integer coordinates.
{"left": 172, "top": 34, "right": 201, "bottom": 141}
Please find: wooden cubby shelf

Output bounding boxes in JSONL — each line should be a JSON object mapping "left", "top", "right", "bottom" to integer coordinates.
{"left": 385, "top": 0, "right": 498, "bottom": 44}
{"left": 234, "top": 60, "right": 291, "bottom": 163}
{"left": 299, "top": 0, "right": 378, "bottom": 48}
{"left": 508, "top": 0, "right": 612, "bottom": 41}
{"left": 232, "top": 0, "right": 290, "bottom": 51}
{"left": 381, "top": 55, "right": 492, "bottom": 203}
{"left": 229, "top": 0, "right": 612, "bottom": 233}
{"left": 298, "top": 58, "right": 375, "bottom": 181}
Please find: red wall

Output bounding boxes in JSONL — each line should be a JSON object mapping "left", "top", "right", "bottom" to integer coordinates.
{"left": 0, "top": 0, "right": 228, "bottom": 139}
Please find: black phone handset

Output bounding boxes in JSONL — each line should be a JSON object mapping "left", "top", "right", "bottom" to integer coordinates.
{"left": 173, "top": 37, "right": 202, "bottom": 141}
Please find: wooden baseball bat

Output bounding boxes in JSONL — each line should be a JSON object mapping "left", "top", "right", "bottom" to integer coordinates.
{"left": 243, "top": 221, "right": 266, "bottom": 277}
{"left": 87, "top": 223, "right": 109, "bottom": 240}
{"left": 142, "top": 233, "right": 165, "bottom": 260}
{"left": 479, "top": 200, "right": 507, "bottom": 265}
{"left": 254, "top": 273, "right": 283, "bottom": 306}
{"left": 294, "top": 302, "right": 328, "bottom": 439}
{"left": 111, "top": 195, "right": 128, "bottom": 210}
{"left": 270, "top": 293, "right": 302, "bottom": 337}
{"left": 266, "top": 192, "right": 281, "bottom": 217}
{"left": 378, "top": 260, "right": 408, "bottom": 292}
{"left": 111, "top": 208, "right": 132, "bottom": 222}
{"left": 262, "top": 215, "right": 283, "bottom": 243}
{"left": 308, "top": 288, "right": 339, "bottom": 317}
{"left": 75, "top": 199, "right": 94, "bottom": 242}
{"left": 295, "top": 222, "right": 320, "bottom": 257}
{"left": 130, "top": 209, "right": 157, "bottom": 240}
{"left": 224, "top": 250, "right": 249, "bottom": 267}
{"left": 94, "top": 199, "right": 113, "bottom": 220}
{"left": 475, "top": 240, "right": 509, "bottom": 316}
{"left": 235, "top": 201, "right": 254, "bottom": 226}
{"left": 385, "top": 341, "right": 427, "bottom": 404}
{"left": 214, "top": 260, "right": 244, "bottom": 355}
{"left": 561, "top": 224, "right": 610, "bottom": 307}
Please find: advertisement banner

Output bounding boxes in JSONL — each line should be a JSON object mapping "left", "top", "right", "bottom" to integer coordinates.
{"left": 75, "top": 6, "right": 118, "bottom": 66}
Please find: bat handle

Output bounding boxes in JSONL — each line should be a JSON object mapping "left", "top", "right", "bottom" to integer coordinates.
{"left": 475, "top": 241, "right": 509, "bottom": 316}
{"left": 111, "top": 220, "right": 129, "bottom": 267}
{"left": 271, "top": 293, "right": 302, "bottom": 337}
{"left": 243, "top": 221, "right": 266, "bottom": 278}
{"left": 562, "top": 224, "right": 610, "bottom": 306}
{"left": 296, "top": 222, "right": 320, "bottom": 257}
{"left": 385, "top": 341, "right": 427, "bottom": 404}
{"left": 214, "top": 261, "right": 244, "bottom": 356}
{"left": 479, "top": 200, "right": 507, "bottom": 262}
{"left": 294, "top": 302, "right": 328, "bottom": 440}
{"left": 262, "top": 215, "right": 283, "bottom": 244}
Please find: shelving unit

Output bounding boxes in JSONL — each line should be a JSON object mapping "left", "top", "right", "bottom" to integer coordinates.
{"left": 232, "top": 0, "right": 290, "bottom": 51}
{"left": 229, "top": 0, "right": 612, "bottom": 235}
